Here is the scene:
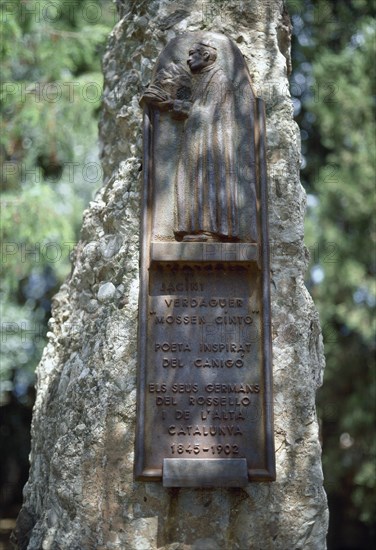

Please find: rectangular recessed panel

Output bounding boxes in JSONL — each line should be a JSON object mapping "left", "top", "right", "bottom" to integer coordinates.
{"left": 163, "top": 458, "right": 248, "bottom": 487}
{"left": 150, "top": 242, "right": 258, "bottom": 263}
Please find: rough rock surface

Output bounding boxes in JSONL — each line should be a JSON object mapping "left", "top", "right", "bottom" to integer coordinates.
{"left": 14, "top": 1, "right": 329, "bottom": 548}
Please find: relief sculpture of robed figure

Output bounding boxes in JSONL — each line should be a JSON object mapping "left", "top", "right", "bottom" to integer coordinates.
{"left": 176, "top": 42, "right": 239, "bottom": 242}
{"left": 140, "top": 33, "right": 259, "bottom": 243}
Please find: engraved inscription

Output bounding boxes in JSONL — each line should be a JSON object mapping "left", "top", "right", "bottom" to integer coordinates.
{"left": 139, "top": 264, "right": 265, "bottom": 466}
{"left": 160, "top": 282, "right": 204, "bottom": 292}
{"left": 155, "top": 343, "right": 192, "bottom": 351}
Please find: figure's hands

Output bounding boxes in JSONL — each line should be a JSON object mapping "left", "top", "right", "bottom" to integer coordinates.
{"left": 172, "top": 99, "right": 192, "bottom": 120}
{"left": 140, "top": 95, "right": 173, "bottom": 111}
{"left": 156, "top": 99, "right": 174, "bottom": 110}
{"left": 140, "top": 85, "right": 172, "bottom": 110}
{"left": 140, "top": 88, "right": 191, "bottom": 118}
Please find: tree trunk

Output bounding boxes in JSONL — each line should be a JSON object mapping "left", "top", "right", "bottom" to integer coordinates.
{"left": 14, "top": 1, "right": 329, "bottom": 548}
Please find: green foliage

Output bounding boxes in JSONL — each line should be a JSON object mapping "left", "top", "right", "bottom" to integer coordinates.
{"left": 287, "top": 0, "right": 376, "bottom": 544}
{"left": 1, "top": 182, "right": 77, "bottom": 283}
{"left": 0, "top": 0, "right": 114, "bottom": 401}
{"left": 1, "top": 0, "right": 112, "bottom": 192}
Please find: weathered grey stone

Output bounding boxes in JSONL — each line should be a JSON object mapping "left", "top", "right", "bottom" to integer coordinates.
{"left": 14, "top": 1, "right": 328, "bottom": 549}
{"left": 97, "top": 282, "right": 116, "bottom": 302}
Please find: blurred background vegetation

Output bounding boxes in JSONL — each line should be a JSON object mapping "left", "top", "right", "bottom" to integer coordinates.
{"left": 0, "top": 0, "right": 116, "bottom": 539}
{"left": 0, "top": 0, "right": 375, "bottom": 547}
{"left": 287, "top": 1, "right": 375, "bottom": 546}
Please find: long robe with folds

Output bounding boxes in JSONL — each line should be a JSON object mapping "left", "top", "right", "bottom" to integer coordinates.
{"left": 174, "top": 65, "right": 239, "bottom": 240}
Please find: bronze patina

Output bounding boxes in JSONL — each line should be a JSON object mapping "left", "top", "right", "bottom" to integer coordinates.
{"left": 135, "top": 32, "right": 275, "bottom": 487}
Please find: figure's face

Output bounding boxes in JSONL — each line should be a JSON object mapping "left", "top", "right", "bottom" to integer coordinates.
{"left": 187, "top": 47, "right": 208, "bottom": 73}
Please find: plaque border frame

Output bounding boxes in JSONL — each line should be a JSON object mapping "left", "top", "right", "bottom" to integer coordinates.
{"left": 134, "top": 98, "right": 276, "bottom": 484}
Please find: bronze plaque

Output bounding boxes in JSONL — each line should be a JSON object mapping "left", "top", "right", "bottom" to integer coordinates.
{"left": 135, "top": 32, "right": 275, "bottom": 486}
